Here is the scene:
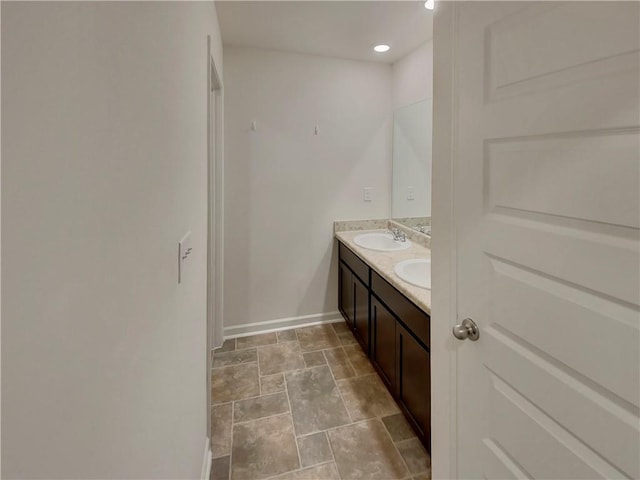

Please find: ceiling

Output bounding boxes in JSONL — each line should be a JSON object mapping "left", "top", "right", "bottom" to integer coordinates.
{"left": 216, "top": 1, "right": 433, "bottom": 64}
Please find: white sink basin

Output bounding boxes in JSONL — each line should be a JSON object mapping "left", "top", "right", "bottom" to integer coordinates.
{"left": 394, "top": 259, "right": 431, "bottom": 289}
{"left": 353, "top": 232, "right": 412, "bottom": 252}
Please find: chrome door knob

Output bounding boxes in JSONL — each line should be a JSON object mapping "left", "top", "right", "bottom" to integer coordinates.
{"left": 453, "top": 318, "right": 480, "bottom": 341}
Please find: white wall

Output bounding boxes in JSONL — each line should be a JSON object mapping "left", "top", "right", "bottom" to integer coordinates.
{"left": 391, "top": 41, "right": 433, "bottom": 218}
{"left": 392, "top": 40, "right": 433, "bottom": 109}
{"left": 1, "top": 3, "right": 3, "bottom": 475}
{"left": 224, "top": 46, "right": 392, "bottom": 330}
{"left": 1, "top": 2, "right": 223, "bottom": 477}
{"left": 392, "top": 99, "right": 433, "bottom": 218}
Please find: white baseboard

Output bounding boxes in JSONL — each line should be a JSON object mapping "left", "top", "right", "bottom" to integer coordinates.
{"left": 201, "top": 437, "right": 212, "bottom": 480}
{"left": 224, "top": 311, "right": 344, "bottom": 339}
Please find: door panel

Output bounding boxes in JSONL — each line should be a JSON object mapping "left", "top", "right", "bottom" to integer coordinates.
{"left": 396, "top": 322, "right": 430, "bottom": 447}
{"left": 489, "top": 373, "right": 623, "bottom": 480}
{"left": 353, "top": 275, "right": 369, "bottom": 352}
{"left": 485, "top": 3, "right": 640, "bottom": 102}
{"left": 485, "top": 328, "right": 638, "bottom": 478}
{"left": 371, "top": 296, "right": 396, "bottom": 391}
{"left": 489, "top": 256, "right": 639, "bottom": 406}
{"left": 339, "top": 262, "right": 354, "bottom": 329}
{"left": 451, "top": 2, "right": 640, "bottom": 479}
{"left": 481, "top": 438, "right": 530, "bottom": 480}
{"left": 484, "top": 215, "right": 639, "bottom": 305}
{"left": 486, "top": 131, "right": 639, "bottom": 228}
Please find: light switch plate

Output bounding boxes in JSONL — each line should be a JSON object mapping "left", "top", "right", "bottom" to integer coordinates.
{"left": 363, "top": 187, "right": 372, "bottom": 202}
{"left": 178, "top": 231, "right": 192, "bottom": 284}
{"left": 407, "top": 186, "right": 415, "bottom": 201}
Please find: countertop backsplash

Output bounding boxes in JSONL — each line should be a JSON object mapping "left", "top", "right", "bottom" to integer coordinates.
{"left": 334, "top": 219, "right": 430, "bottom": 249}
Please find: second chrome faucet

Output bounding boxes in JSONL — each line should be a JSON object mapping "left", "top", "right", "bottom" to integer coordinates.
{"left": 390, "top": 228, "right": 407, "bottom": 242}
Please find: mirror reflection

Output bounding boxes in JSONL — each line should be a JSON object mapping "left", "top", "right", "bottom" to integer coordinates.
{"left": 391, "top": 98, "right": 432, "bottom": 233}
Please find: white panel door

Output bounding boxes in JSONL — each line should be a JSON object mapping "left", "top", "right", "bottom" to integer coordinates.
{"left": 452, "top": 2, "right": 640, "bottom": 478}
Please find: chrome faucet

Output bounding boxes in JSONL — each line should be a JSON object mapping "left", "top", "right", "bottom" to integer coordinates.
{"left": 416, "top": 225, "right": 431, "bottom": 236}
{"left": 390, "top": 228, "right": 407, "bottom": 242}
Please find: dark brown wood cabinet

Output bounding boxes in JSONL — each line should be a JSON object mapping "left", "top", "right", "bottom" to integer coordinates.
{"left": 338, "top": 243, "right": 370, "bottom": 353}
{"left": 337, "top": 239, "right": 430, "bottom": 452}
{"left": 338, "top": 261, "right": 354, "bottom": 329}
{"left": 371, "top": 295, "right": 396, "bottom": 391}
{"left": 353, "top": 276, "right": 369, "bottom": 351}
{"left": 396, "top": 322, "right": 431, "bottom": 450}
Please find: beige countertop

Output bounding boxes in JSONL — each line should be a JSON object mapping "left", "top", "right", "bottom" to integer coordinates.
{"left": 335, "top": 229, "right": 431, "bottom": 315}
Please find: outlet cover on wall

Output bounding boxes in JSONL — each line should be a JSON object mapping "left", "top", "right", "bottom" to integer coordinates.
{"left": 363, "top": 187, "right": 373, "bottom": 202}
{"left": 407, "top": 186, "right": 415, "bottom": 201}
{"left": 178, "top": 231, "right": 192, "bottom": 284}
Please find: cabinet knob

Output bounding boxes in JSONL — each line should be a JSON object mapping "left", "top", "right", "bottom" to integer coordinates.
{"left": 452, "top": 318, "right": 480, "bottom": 341}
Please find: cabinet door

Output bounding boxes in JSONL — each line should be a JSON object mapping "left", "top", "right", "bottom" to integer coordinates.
{"left": 396, "top": 322, "right": 430, "bottom": 451}
{"left": 352, "top": 275, "right": 369, "bottom": 353}
{"left": 370, "top": 296, "right": 396, "bottom": 392}
{"left": 338, "top": 262, "right": 354, "bottom": 329}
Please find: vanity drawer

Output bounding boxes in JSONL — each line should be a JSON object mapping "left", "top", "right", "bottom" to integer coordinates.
{"left": 339, "top": 242, "right": 369, "bottom": 285}
{"left": 371, "top": 271, "right": 430, "bottom": 348}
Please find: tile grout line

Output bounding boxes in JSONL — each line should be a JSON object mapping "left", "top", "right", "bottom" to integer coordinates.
{"left": 213, "top": 389, "right": 280, "bottom": 407}
{"left": 235, "top": 332, "right": 279, "bottom": 351}
{"left": 212, "top": 360, "right": 258, "bottom": 371}
{"left": 310, "top": 339, "right": 340, "bottom": 476}
{"left": 295, "top": 415, "right": 383, "bottom": 438}
{"left": 283, "top": 355, "right": 304, "bottom": 475}
{"left": 261, "top": 361, "right": 322, "bottom": 377}
{"left": 228, "top": 399, "right": 235, "bottom": 480}
{"left": 340, "top": 343, "right": 364, "bottom": 377}
{"left": 393, "top": 437, "right": 431, "bottom": 477}
{"left": 263, "top": 461, "right": 337, "bottom": 480}
{"left": 214, "top": 368, "right": 328, "bottom": 407}
{"left": 388, "top": 427, "right": 413, "bottom": 478}
{"left": 257, "top": 346, "right": 263, "bottom": 378}
{"left": 325, "top": 414, "right": 415, "bottom": 480}
{"left": 233, "top": 403, "right": 291, "bottom": 426}
{"left": 336, "top": 345, "right": 357, "bottom": 379}
{"left": 377, "top": 406, "right": 429, "bottom": 477}
{"left": 322, "top": 349, "right": 354, "bottom": 425}
{"left": 318, "top": 331, "right": 345, "bottom": 480}
{"left": 321, "top": 346, "right": 340, "bottom": 372}
{"left": 234, "top": 340, "right": 278, "bottom": 352}
{"left": 325, "top": 429, "right": 342, "bottom": 480}
{"left": 293, "top": 328, "right": 341, "bottom": 475}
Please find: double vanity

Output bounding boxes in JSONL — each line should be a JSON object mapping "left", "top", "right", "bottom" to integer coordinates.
{"left": 334, "top": 220, "right": 431, "bottom": 452}
{"left": 329, "top": 58, "right": 434, "bottom": 457}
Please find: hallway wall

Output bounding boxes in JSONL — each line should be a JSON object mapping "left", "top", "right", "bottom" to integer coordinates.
{"left": 1, "top": 2, "right": 223, "bottom": 477}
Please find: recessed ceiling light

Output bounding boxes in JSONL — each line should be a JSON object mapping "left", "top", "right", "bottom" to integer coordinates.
{"left": 424, "top": 0, "right": 435, "bottom": 10}
{"left": 373, "top": 44, "right": 390, "bottom": 53}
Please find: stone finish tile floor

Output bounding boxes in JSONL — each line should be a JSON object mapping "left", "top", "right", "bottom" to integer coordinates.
{"left": 210, "top": 323, "right": 431, "bottom": 480}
